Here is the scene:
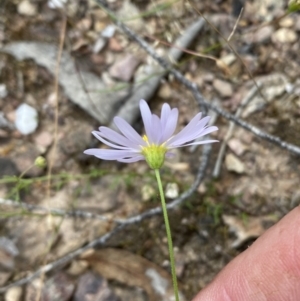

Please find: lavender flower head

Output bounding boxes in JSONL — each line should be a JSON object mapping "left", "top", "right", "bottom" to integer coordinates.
{"left": 84, "top": 99, "right": 218, "bottom": 169}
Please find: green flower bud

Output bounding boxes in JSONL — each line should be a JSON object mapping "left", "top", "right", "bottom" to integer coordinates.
{"left": 34, "top": 156, "right": 47, "bottom": 168}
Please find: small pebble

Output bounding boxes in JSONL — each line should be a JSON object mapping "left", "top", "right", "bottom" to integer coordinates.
{"left": 0, "top": 84, "right": 7, "bottom": 98}
{"left": 101, "top": 25, "right": 116, "bottom": 38}
{"left": 18, "top": 0, "right": 37, "bottom": 16}
{"left": 93, "top": 37, "right": 107, "bottom": 53}
{"left": 165, "top": 183, "right": 179, "bottom": 199}
{"left": 272, "top": 28, "right": 297, "bottom": 44}
{"left": 5, "top": 287, "right": 22, "bottom": 301}
{"left": 225, "top": 153, "right": 245, "bottom": 174}
{"left": 48, "top": 0, "right": 67, "bottom": 9}
{"left": 15, "top": 103, "right": 38, "bottom": 135}
{"left": 213, "top": 78, "right": 233, "bottom": 98}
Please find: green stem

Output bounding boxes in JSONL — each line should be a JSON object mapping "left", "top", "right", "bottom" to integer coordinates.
{"left": 154, "top": 169, "right": 179, "bottom": 301}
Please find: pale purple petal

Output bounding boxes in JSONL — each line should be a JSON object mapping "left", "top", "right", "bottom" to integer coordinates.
{"left": 161, "top": 103, "right": 171, "bottom": 129}
{"left": 169, "top": 117, "right": 213, "bottom": 146}
{"left": 196, "top": 126, "right": 219, "bottom": 137}
{"left": 190, "top": 116, "right": 212, "bottom": 136}
{"left": 150, "top": 114, "right": 162, "bottom": 144}
{"left": 140, "top": 99, "right": 153, "bottom": 141}
{"left": 166, "top": 112, "right": 202, "bottom": 146}
{"left": 114, "top": 117, "right": 146, "bottom": 146}
{"left": 173, "top": 139, "right": 218, "bottom": 147}
{"left": 99, "top": 127, "right": 139, "bottom": 149}
{"left": 196, "top": 115, "right": 211, "bottom": 129}
{"left": 160, "top": 108, "right": 178, "bottom": 143}
{"left": 84, "top": 149, "right": 139, "bottom": 160}
{"left": 117, "top": 155, "right": 145, "bottom": 163}
{"left": 169, "top": 128, "right": 218, "bottom": 147}
{"left": 92, "top": 131, "right": 132, "bottom": 150}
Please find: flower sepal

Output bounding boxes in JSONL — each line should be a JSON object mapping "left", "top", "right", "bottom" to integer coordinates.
{"left": 142, "top": 144, "right": 167, "bottom": 169}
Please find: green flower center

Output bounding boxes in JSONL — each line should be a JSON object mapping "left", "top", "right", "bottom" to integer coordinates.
{"left": 141, "top": 135, "right": 167, "bottom": 169}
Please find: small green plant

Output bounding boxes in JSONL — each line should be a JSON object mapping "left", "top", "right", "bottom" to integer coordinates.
{"left": 204, "top": 198, "right": 223, "bottom": 225}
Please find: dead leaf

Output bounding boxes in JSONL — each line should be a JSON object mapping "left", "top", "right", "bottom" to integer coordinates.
{"left": 84, "top": 248, "right": 186, "bottom": 301}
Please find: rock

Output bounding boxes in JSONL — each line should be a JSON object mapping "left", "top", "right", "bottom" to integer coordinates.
{"left": 18, "top": 0, "right": 37, "bottom": 17}
{"left": 6, "top": 110, "right": 15, "bottom": 123}
{"left": 74, "top": 272, "right": 120, "bottom": 301}
{"left": 272, "top": 28, "right": 297, "bottom": 44}
{"left": 242, "top": 55, "right": 258, "bottom": 73}
{"left": 108, "top": 37, "right": 123, "bottom": 52}
{"left": 91, "top": 53, "right": 105, "bottom": 65}
{"left": 202, "top": 73, "right": 214, "bottom": 83}
{"left": 48, "top": 0, "right": 67, "bottom": 9}
{"left": 252, "top": 25, "right": 274, "bottom": 44}
{"left": 76, "top": 18, "right": 92, "bottom": 31}
{"left": 225, "top": 153, "right": 245, "bottom": 174}
{"left": 0, "top": 84, "right": 7, "bottom": 98}
{"left": 117, "top": 0, "right": 145, "bottom": 33}
{"left": 25, "top": 278, "right": 42, "bottom": 301}
{"left": 279, "top": 16, "right": 294, "bottom": 28}
{"left": 242, "top": 73, "right": 287, "bottom": 118}
{"left": 213, "top": 78, "right": 233, "bottom": 98}
{"left": 227, "top": 138, "right": 247, "bottom": 156}
{"left": 165, "top": 183, "right": 179, "bottom": 199}
{"left": 41, "top": 273, "right": 75, "bottom": 301}
{"left": 67, "top": 260, "right": 89, "bottom": 276}
{"left": 0, "top": 237, "right": 19, "bottom": 271}
{"left": 295, "top": 16, "right": 300, "bottom": 31}
{"left": 141, "top": 184, "right": 156, "bottom": 202}
{"left": 109, "top": 54, "right": 141, "bottom": 82}
{"left": 34, "top": 131, "right": 53, "bottom": 154}
{"left": 0, "top": 112, "right": 14, "bottom": 130}
{"left": 101, "top": 25, "right": 116, "bottom": 38}
{"left": 220, "top": 53, "right": 236, "bottom": 66}
{"left": 93, "top": 37, "right": 107, "bottom": 53}
{"left": 15, "top": 103, "right": 38, "bottom": 135}
{"left": 158, "top": 84, "right": 172, "bottom": 99}
{"left": 5, "top": 287, "right": 22, "bottom": 301}
{"left": 252, "top": 0, "right": 285, "bottom": 22}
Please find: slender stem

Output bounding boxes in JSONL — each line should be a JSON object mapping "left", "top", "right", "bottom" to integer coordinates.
{"left": 154, "top": 169, "right": 180, "bottom": 301}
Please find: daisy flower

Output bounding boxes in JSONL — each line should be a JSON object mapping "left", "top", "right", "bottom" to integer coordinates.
{"left": 84, "top": 99, "right": 218, "bottom": 169}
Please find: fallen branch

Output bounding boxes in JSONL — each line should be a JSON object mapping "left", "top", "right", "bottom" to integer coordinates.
{"left": 0, "top": 199, "right": 120, "bottom": 223}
